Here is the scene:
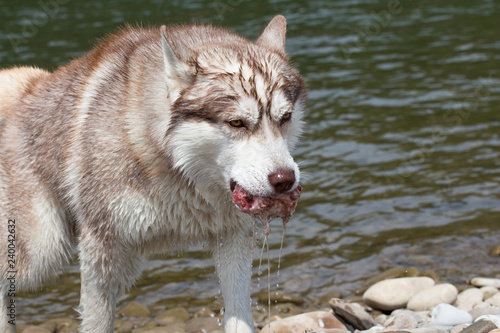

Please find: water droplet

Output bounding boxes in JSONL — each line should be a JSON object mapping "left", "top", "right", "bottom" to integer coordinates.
{"left": 276, "top": 283, "right": 280, "bottom": 288}
{"left": 219, "top": 243, "right": 223, "bottom": 247}
{"left": 217, "top": 318, "right": 222, "bottom": 326}
{"left": 257, "top": 277, "right": 261, "bottom": 282}
{"left": 220, "top": 307, "right": 225, "bottom": 315}
{"left": 318, "top": 318, "right": 325, "bottom": 328}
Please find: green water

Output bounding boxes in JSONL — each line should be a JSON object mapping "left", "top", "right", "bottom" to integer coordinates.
{"left": 1, "top": 0, "right": 499, "bottom": 324}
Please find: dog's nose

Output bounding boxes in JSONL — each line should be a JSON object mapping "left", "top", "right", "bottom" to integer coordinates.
{"left": 268, "top": 169, "right": 296, "bottom": 194}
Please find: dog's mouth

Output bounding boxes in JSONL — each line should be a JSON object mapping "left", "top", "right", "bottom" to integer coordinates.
{"left": 231, "top": 181, "right": 302, "bottom": 235}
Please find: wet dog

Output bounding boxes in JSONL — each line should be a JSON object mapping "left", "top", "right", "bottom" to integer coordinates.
{"left": 0, "top": 15, "right": 306, "bottom": 332}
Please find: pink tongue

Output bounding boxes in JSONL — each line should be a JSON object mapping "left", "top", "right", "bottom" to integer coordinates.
{"left": 231, "top": 184, "right": 302, "bottom": 235}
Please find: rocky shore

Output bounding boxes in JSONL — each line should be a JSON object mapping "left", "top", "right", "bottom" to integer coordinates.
{"left": 18, "top": 271, "right": 500, "bottom": 333}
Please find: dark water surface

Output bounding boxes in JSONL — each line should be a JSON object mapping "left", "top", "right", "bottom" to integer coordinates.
{"left": 1, "top": 0, "right": 499, "bottom": 324}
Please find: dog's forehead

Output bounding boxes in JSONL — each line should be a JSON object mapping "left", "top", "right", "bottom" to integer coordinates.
{"left": 197, "top": 48, "right": 296, "bottom": 117}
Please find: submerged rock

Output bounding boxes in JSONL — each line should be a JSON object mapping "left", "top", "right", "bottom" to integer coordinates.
{"left": 490, "top": 244, "right": 500, "bottom": 256}
{"left": 156, "top": 307, "right": 190, "bottom": 324}
{"left": 117, "top": 301, "right": 151, "bottom": 317}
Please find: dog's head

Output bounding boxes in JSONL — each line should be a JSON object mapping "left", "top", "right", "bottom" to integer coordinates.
{"left": 162, "top": 16, "right": 306, "bottom": 207}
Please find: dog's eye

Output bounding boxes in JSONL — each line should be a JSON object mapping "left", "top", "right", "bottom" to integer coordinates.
{"left": 281, "top": 112, "right": 292, "bottom": 124}
{"left": 229, "top": 119, "right": 245, "bottom": 128}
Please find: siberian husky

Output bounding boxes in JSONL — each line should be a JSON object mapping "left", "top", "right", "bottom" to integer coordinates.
{"left": 0, "top": 15, "right": 306, "bottom": 333}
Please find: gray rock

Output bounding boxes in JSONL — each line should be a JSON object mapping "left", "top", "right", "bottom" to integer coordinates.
{"left": 475, "top": 314, "right": 500, "bottom": 327}
{"left": 459, "top": 319, "right": 498, "bottom": 333}
{"left": 329, "top": 298, "right": 377, "bottom": 330}
{"left": 363, "top": 277, "right": 435, "bottom": 311}
{"left": 449, "top": 324, "right": 471, "bottom": 333}
{"left": 407, "top": 283, "right": 458, "bottom": 311}
{"left": 430, "top": 303, "right": 473, "bottom": 326}
{"left": 383, "top": 309, "right": 421, "bottom": 330}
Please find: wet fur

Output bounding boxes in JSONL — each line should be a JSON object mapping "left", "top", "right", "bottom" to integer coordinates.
{"left": 0, "top": 16, "right": 306, "bottom": 333}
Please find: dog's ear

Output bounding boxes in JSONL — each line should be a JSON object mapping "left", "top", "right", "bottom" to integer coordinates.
{"left": 161, "top": 25, "right": 193, "bottom": 83}
{"left": 256, "top": 15, "right": 287, "bottom": 56}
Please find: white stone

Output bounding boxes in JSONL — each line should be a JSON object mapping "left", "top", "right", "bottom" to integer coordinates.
{"left": 481, "top": 286, "right": 499, "bottom": 299}
{"left": 431, "top": 303, "right": 473, "bottom": 326}
{"left": 475, "top": 314, "right": 500, "bottom": 328}
{"left": 481, "top": 293, "right": 500, "bottom": 308}
{"left": 407, "top": 283, "right": 458, "bottom": 311}
{"left": 455, "top": 288, "right": 484, "bottom": 311}
{"left": 362, "top": 277, "right": 435, "bottom": 311}
{"left": 471, "top": 277, "right": 500, "bottom": 288}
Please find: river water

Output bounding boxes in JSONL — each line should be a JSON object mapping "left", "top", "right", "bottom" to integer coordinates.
{"left": 1, "top": 0, "right": 499, "bottom": 324}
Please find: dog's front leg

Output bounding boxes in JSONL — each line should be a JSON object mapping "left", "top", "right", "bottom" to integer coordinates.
{"left": 78, "top": 230, "right": 143, "bottom": 333}
{"left": 212, "top": 227, "right": 255, "bottom": 333}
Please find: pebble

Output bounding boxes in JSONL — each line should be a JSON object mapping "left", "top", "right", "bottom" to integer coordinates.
{"left": 430, "top": 303, "right": 473, "bottom": 326}
{"left": 481, "top": 286, "right": 499, "bottom": 299}
{"left": 261, "top": 311, "right": 348, "bottom": 333}
{"left": 475, "top": 314, "right": 500, "bottom": 327}
{"left": 17, "top": 273, "right": 500, "bottom": 333}
{"left": 329, "top": 297, "right": 377, "bottom": 330}
{"left": 455, "top": 287, "right": 484, "bottom": 311}
{"left": 471, "top": 277, "right": 500, "bottom": 288}
{"left": 460, "top": 319, "right": 498, "bottom": 333}
{"left": 363, "top": 277, "right": 435, "bottom": 311}
{"left": 407, "top": 283, "right": 458, "bottom": 311}
{"left": 383, "top": 309, "right": 421, "bottom": 330}
{"left": 469, "top": 306, "right": 500, "bottom": 320}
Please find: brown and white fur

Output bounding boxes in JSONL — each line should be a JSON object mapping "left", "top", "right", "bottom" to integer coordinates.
{"left": 0, "top": 15, "right": 306, "bottom": 333}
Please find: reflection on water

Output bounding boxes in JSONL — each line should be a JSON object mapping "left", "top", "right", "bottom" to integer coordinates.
{"left": 1, "top": 0, "right": 499, "bottom": 324}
